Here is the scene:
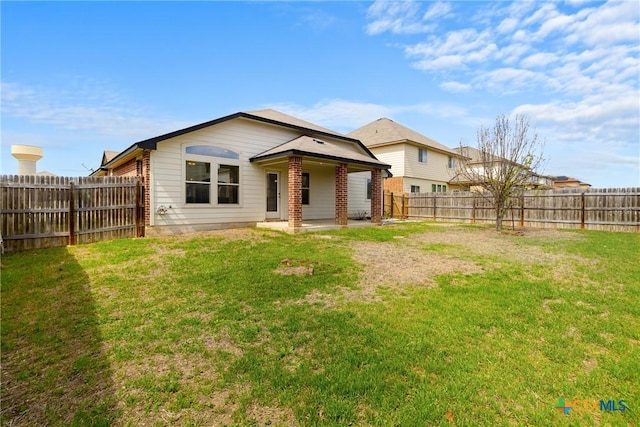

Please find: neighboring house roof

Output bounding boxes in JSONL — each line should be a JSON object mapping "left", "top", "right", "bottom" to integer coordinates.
{"left": 552, "top": 176, "right": 592, "bottom": 187}
{"left": 250, "top": 135, "right": 390, "bottom": 169}
{"left": 348, "top": 117, "right": 459, "bottom": 156}
{"left": 93, "top": 109, "right": 388, "bottom": 176}
{"left": 101, "top": 150, "right": 120, "bottom": 166}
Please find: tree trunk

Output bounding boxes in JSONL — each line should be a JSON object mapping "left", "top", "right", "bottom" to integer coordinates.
{"left": 496, "top": 208, "right": 504, "bottom": 231}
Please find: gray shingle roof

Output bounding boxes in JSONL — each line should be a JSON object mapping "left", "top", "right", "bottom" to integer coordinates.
{"left": 244, "top": 109, "right": 345, "bottom": 138}
{"left": 250, "top": 135, "right": 390, "bottom": 169}
{"left": 348, "top": 117, "right": 458, "bottom": 155}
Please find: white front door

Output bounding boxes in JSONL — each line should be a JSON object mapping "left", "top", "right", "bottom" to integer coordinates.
{"left": 266, "top": 172, "right": 280, "bottom": 219}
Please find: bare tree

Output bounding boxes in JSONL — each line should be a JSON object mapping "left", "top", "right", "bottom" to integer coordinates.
{"left": 453, "top": 115, "right": 545, "bottom": 231}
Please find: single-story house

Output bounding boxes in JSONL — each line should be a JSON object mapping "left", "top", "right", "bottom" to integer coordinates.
{"left": 348, "top": 118, "right": 461, "bottom": 194}
{"left": 92, "top": 109, "right": 390, "bottom": 234}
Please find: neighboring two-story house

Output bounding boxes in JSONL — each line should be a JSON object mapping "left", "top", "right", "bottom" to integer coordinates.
{"left": 348, "top": 118, "right": 460, "bottom": 194}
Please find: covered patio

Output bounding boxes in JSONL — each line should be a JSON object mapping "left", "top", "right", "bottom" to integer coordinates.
{"left": 250, "top": 135, "right": 391, "bottom": 233}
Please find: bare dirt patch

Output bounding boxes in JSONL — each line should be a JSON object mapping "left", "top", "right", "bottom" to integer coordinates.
{"left": 166, "top": 227, "right": 281, "bottom": 244}
{"left": 329, "top": 225, "right": 597, "bottom": 304}
{"left": 344, "top": 239, "right": 482, "bottom": 303}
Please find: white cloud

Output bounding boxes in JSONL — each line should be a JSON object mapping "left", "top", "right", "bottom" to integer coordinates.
{"left": 520, "top": 52, "right": 559, "bottom": 69}
{"left": 363, "top": 0, "right": 639, "bottom": 186}
{"left": 496, "top": 17, "right": 518, "bottom": 34}
{"left": 1, "top": 81, "right": 188, "bottom": 141}
{"left": 422, "top": 2, "right": 453, "bottom": 21}
{"left": 440, "top": 81, "right": 472, "bottom": 93}
{"left": 265, "top": 99, "right": 472, "bottom": 133}
{"left": 566, "top": 0, "right": 640, "bottom": 47}
{"left": 405, "top": 28, "right": 498, "bottom": 70}
{"left": 366, "top": 0, "right": 444, "bottom": 35}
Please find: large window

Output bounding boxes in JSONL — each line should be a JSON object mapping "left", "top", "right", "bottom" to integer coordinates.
{"left": 431, "top": 184, "right": 447, "bottom": 193}
{"left": 366, "top": 178, "right": 372, "bottom": 200}
{"left": 302, "top": 173, "right": 310, "bottom": 205}
{"left": 186, "top": 161, "right": 211, "bottom": 204}
{"left": 185, "top": 145, "right": 240, "bottom": 205}
{"left": 418, "top": 148, "right": 428, "bottom": 163}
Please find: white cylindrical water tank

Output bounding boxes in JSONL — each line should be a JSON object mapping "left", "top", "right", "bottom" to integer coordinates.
{"left": 11, "top": 145, "right": 43, "bottom": 175}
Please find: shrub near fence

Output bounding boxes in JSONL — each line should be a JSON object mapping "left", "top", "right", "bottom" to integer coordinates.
{"left": 403, "top": 188, "right": 640, "bottom": 232}
{"left": 1, "top": 175, "right": 144, "bottom": 252}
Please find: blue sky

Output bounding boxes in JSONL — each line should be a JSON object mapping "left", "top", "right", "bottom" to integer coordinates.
{"left": 2, "top": 0, "right": 639, "bottom": 187}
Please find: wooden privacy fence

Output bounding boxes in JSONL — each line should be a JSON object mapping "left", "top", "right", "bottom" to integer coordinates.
{"left": 1, "top": 175, "right": 145, "bottom": 252}
{"left": 392, "top": 188, "right": 640, "bottom": 232}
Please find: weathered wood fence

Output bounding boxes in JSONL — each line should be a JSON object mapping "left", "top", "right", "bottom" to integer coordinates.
{"left": 1, "top": 175, "right": 145, "bottom": 252}
{"left": 386, "top": 188, "right": 640, "bottom": 232}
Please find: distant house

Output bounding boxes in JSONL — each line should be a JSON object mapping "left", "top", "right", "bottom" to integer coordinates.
{"left": 92, "top": 109, "right": 390, "bottom": 234}
{"left": 552, "top": 176, "right": 591, "bottom": 190}
{"left": 348, "top": 118, "right": 460, "bottom": 194}
{"left": 449, "top": 146, "right": 552, "bottom": 191}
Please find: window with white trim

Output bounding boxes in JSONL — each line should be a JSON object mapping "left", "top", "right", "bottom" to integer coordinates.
{"left": 218, "top": 165, "right": 239, "bottom": 204}
{"left": 186, "top": 161, "right": 211, "bottom": 204}
{"left": 418, "top": 148, "right": 428, "bottom": 163}
{"left": 184, "top": 145, "right": 240, "bottom": 205}
{"left": 411, "top": 185, "right": 420, "bottom": 193}
{"left": 366, "top": 178, "right": 372, "bottom": 200}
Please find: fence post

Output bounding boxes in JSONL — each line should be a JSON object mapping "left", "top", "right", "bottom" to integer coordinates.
{"left": 401, "top": 194, "right": 405, "bottom": 220}
{"left": 68, "top": 182, "right": 76, "bottom": 246}
{"left": 581, "top": 192, "right": 585, "bottom": 230}
{"left": 135, "top": 179, "right": 142, "bottom": 237}
{"left": 390, "top": 192, "right": 394, "bottom": 218}
{"left": 520, "top": 192, "right": 525, "bottom": 227}
{"left": 471, "top": 194, "right": 476, "bottom": 224}
{"left": 433, "top": 193, "right": 437, "bottom": 220}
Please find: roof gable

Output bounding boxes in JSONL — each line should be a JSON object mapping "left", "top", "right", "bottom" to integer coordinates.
{"left": 250, "top": 135, "right": 390, "bottom": 169}
{"left": 348, "top": 117, "right": 458, "bottom": 155}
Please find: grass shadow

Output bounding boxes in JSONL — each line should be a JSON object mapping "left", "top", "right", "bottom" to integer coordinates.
{"left": 1, "top": 247, "right": 117, "bottom": 426}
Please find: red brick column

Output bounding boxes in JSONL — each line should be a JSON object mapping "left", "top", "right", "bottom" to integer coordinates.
{"left": 335, "top": 163, "right": 348, "bottom": 226}
{"left": 143, "top": 150, "right": 151, "bottom": 227}
{"left": 288, "top": 156, "right": 302, "bottom": 230}
{"left": 370, "top": 168, "right": 382, "bottom": 224}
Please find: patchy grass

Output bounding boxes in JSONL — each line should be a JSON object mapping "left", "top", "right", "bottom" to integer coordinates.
{"left": 1, "top": 223, "right": 638, "bottom": 426}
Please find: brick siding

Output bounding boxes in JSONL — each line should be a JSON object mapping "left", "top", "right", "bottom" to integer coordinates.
{"left": 288, "top": 156, "right": 302, "bottom": 229}
{"left": 112, "top": 158, "right": 138, "bottom": 177}
{"left": 143, "top": 151, "right": 151, "bottom": 227}
{"left": 371, "top": 169, "right": 382, "bottom": 224}
{"left": 335, "top": 163, "right": 348, "bottom": 226}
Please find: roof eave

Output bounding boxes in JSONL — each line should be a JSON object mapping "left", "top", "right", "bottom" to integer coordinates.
{"left": 250, "top": 149, "right": 391, "bottom": 169}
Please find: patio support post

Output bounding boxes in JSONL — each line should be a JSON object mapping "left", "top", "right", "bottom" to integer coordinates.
{"left": 335, "top": 163, "right": 348, "bottom": 226}
{"left": 288, "top": 156, "right": 303, "bottom": 231}
{"left": 370, "top": 168, "right": 382, "bottom": 224}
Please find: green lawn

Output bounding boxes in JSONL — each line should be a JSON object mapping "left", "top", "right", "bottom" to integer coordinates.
{"left": 1, "top": 222, "right": 638, "bottom": 426}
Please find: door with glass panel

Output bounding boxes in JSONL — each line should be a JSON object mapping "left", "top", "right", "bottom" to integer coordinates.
{"left": 266, "top": 172, "right": 280, "bottom": 219}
